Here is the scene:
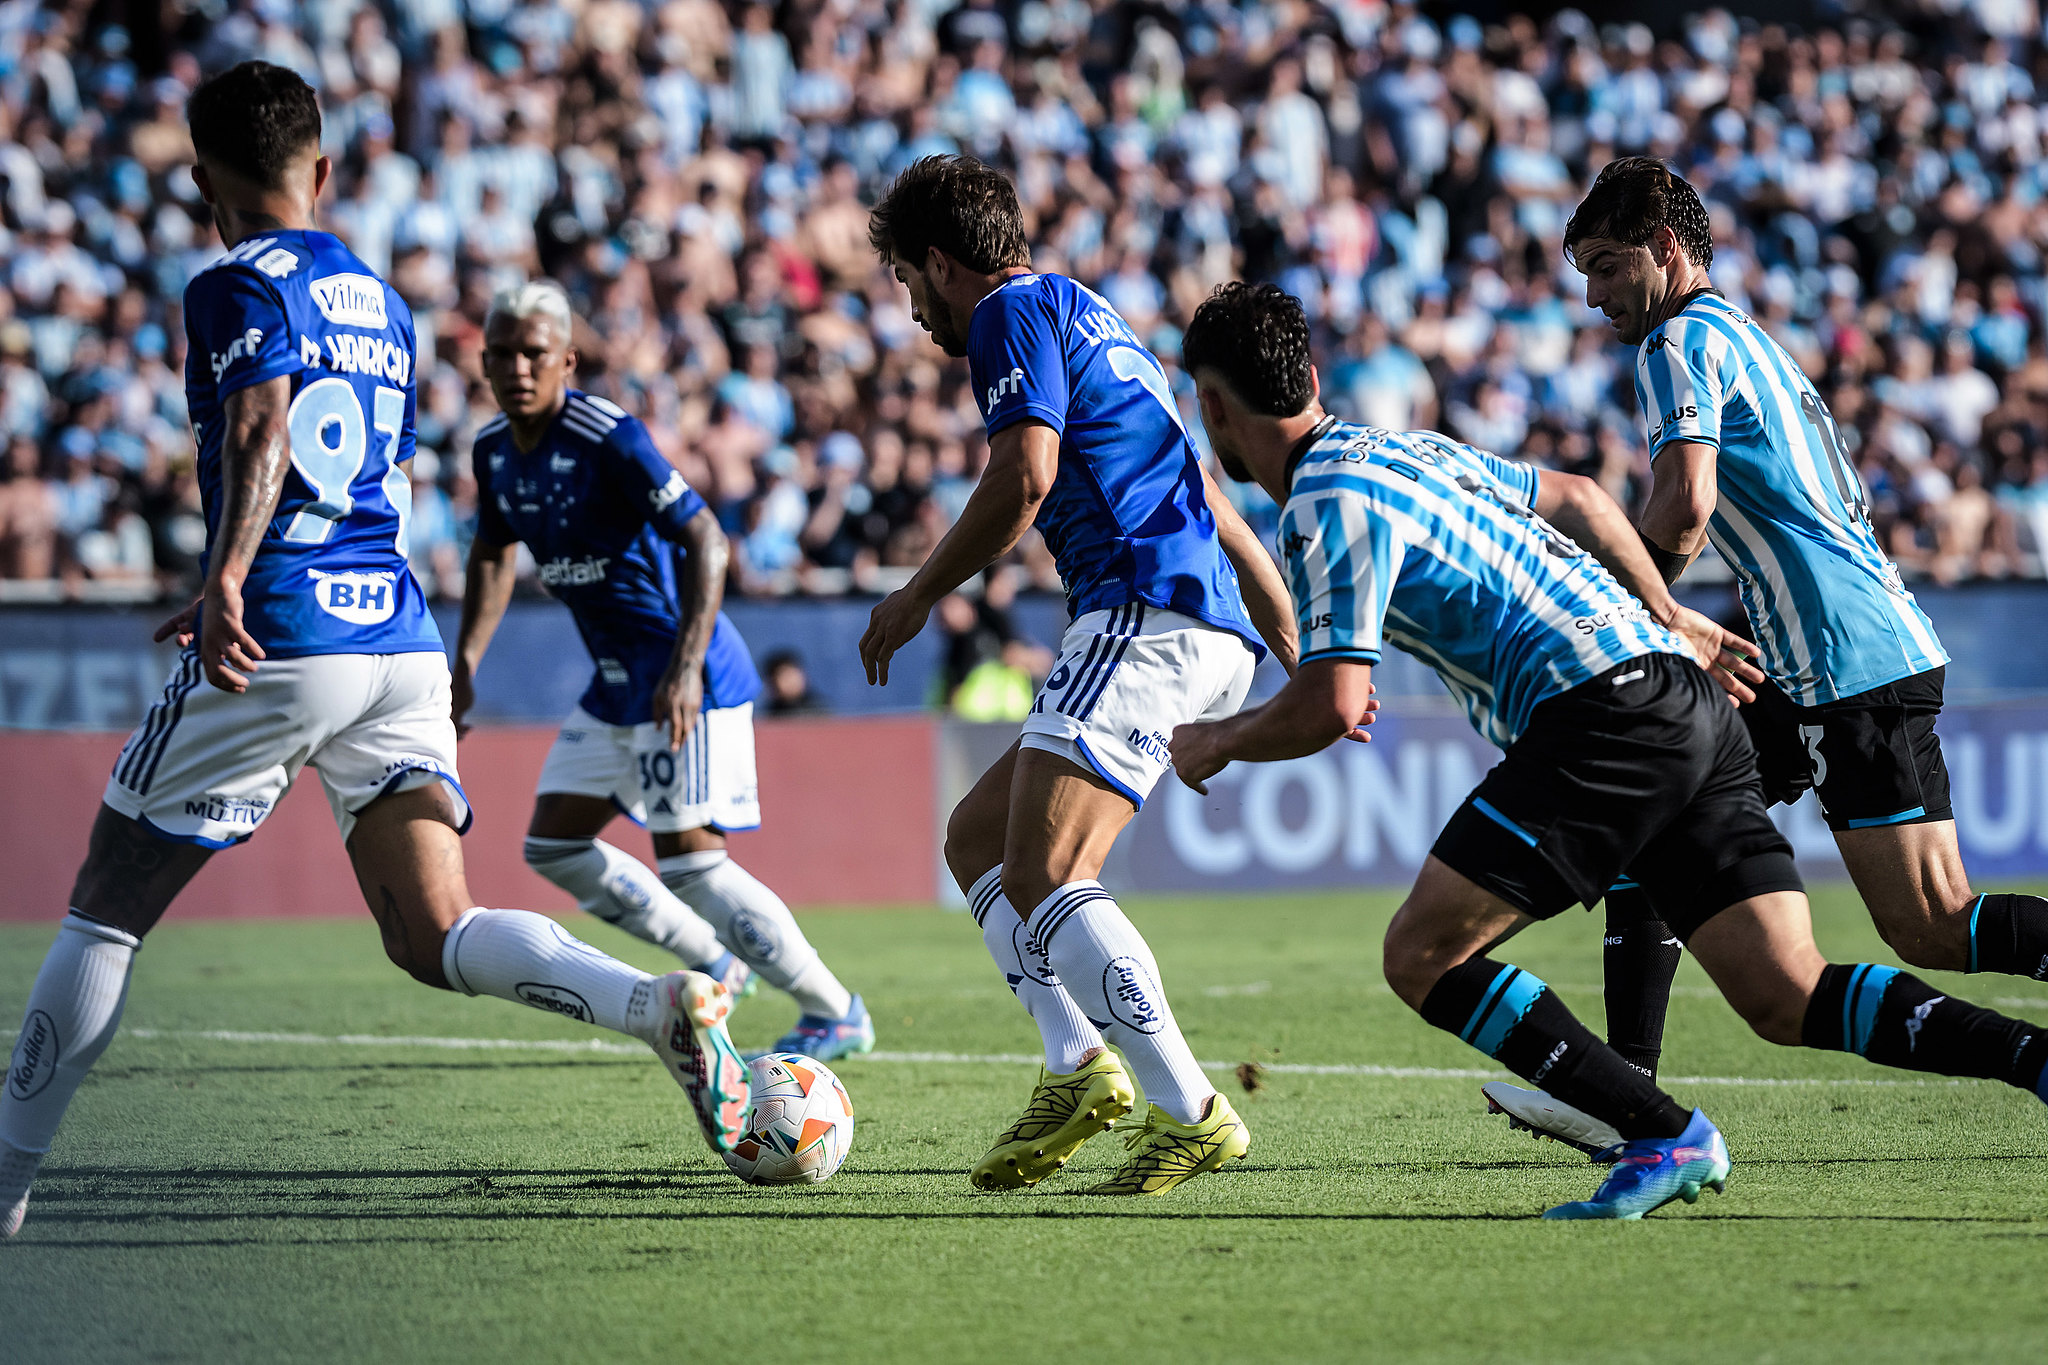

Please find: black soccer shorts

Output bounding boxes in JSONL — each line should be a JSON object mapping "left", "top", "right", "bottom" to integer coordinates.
{"left": 1431, "top": 652, "right": 1803, "bottom": 941}
{"left": 1740, "top": 666, "right": 1952, "bottom": 832}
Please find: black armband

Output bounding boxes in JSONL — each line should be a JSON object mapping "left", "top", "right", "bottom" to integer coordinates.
{"left": 1637, "top": 531, "right": 1691, "bottom": 586}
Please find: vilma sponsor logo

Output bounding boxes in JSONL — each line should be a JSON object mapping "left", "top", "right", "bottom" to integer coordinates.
{"left": 309, "top": 273, "right": 390, "bottom": 329}
{"left": 7, "top": 1009, "right": 59, "bottom": 1101}
{"left": 1104, "top": 956, "right": 1164, "bottom": 1034}
{"left": 513, "top": 983, "right": 593, "bottom": 1023}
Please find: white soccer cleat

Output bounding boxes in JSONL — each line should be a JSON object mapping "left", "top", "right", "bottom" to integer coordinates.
{"left": 1, "top": 1141, "right": 42, "bottom": 1238}
{"left": 1482, "top": 1082, "right": 1623, "bottom": 1160}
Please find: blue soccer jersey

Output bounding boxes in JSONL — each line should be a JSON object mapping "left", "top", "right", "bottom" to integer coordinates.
{"left": 1635, "top": 292, "right": 1947, "bottom": 704}
{"left": 471, "top": 391, "right": 760, "bottom": 727}
{"left": 968, "top": 272, "right": 1262, "bottom": 652}
{"left": 1281, "top": 419, "right": 1689, "bottom": 748}
{"left": 183, "top": 229, "right": 440, "bottom": 656}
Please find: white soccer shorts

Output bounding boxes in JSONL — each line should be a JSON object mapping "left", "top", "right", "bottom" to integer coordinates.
{"left": 535, "top": 702, "right": 761, "bottom": 834}
{"left": 103, "top": 649, "right": 470, "bottom": 848}
{"left": 1019, "top": 604, "right": 1257, "bottom": 807}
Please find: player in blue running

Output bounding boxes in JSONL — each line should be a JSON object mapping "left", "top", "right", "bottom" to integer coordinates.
{"left": 863, "top": 157, "right": 1300, "bottom": 1194}
{"left": 0, "top": 64, "right": 748, "bottom": 1239}
{"left": 1490, "top": 158, "right": 2048, "bottom": 1150}
{"left": 1171, "top": 283, "right": 2048, "bottom": 1218}
{"left": 452, "top": 280, "right": 872, "bottom": 1062}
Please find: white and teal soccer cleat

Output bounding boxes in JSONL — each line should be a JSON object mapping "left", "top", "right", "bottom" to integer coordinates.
{"left": 764, "top": 994, "right": 874, "bottom": 1063}
{"left": 1, "top": 1140, "right": 40, "bottom": 1238}
{"left": 646, "top": 970, "right": 751, "bottom": 1154}
{"left": 1542, "top": 1108, "right": 1730, "bottom": 1221}
{"left": 1483, "top": 1082, "right": 1624, "bottom": 1160}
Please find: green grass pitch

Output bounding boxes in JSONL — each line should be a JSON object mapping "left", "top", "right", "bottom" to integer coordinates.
{"left": 5, "top": 887, "right": 2048, "bottom": 1363}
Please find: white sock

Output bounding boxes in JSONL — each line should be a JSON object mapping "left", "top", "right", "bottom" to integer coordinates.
{"left": 1, "top": 914, "right": 139, "bottom": 1155}
{"left": 523, "top": 836, "right": 724, "bottom": 968}
{"left": 970, "top": 867, "right": 1104, "bottom": 1072}
{"left": 1027, "top": 882, "right": 1213, "bottom": 1125}
{"left": 440, "top": 908, "right": 663, "bottom": 1042}
{"left": 658, "top": 852, "right": 852, "bottom": 1019}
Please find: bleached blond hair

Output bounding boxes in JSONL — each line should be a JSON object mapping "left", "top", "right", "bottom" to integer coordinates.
{"left": 485, "top": 279, "right": 573, "bottom": 338}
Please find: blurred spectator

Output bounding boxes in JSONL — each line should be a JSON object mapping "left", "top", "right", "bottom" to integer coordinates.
{"left": 935, "top": 566, "right": 1052, "bottom": 720}
{"left": 6, "top": 1, "right": 2048, "bottom": 608}
{"left": 760, "top": 648, "right": 829, "bottom": 717}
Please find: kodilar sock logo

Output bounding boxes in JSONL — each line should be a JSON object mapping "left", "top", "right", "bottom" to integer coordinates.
{"left": 1104, "top": 956, "right": 1164, "bottom": 1034}
{"left": 514, "top": 983, "right": 593, "bottom": 1023}
{"left": 7, "top": 1010, "right": 59, "bottom": 1101}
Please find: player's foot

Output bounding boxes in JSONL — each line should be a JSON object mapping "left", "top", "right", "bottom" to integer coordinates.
{"left": 1542, "top": 1109, "right": 1729, "bottom": 1221}
{"left": 1084, "top": 1094, "right": 1250, "bottom": 1196}
{"left": 766, "top": 994, "right": 874, "bottom": 1063}
{"left": 698, "top": 949, "right": 757, "bottom": 1002}
{"left": 646, "top": 970, "right": 750, "bottom": 1154}
{"left": 1483, "top": 1082, "right": 1624, "bottom": 1161}
{"left": 971, "top": 1051, "right": 1136, "bottom": 1191}
{"left": 1, "top": 1140, "right": 41, "bottom": 1238}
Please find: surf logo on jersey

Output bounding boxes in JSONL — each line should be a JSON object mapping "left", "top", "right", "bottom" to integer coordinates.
{"left": 210, "top": 326, "right": 265, "bottom": 382}
{"left": 984, "top": 366, "right": 1026, "bottom": 414}
{"left": 650, "top": 469, "right": 688, "bottom": 512}
{"left": 310, "top": 273, "right": 389, "bottom": 329}
{"left": 308, "top": 568, "right": 400, "bottom": 624}
{"left": 537, "top": 556, "right": 611, "bottom": 587}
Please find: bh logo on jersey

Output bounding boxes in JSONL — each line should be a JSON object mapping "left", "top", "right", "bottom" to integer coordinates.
{"left": 308, "top": 568, "right": 399, "bottom": 624}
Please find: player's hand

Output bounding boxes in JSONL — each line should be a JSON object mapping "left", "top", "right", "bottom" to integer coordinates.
{"left": 1666, "top": 605, "right": 1764, "bottom": 705}
{"left": 450, "top": 663, "right": 477, "bottom": 740}
{"left": 198, "top": 576, "right": 265, "bottom": 693}
{"left": 859, "top": 586, "right": 933, "bottom": 687}
{"left": 153, "top": 596, "right": 202, "bottom": 647}
{"left": 1169, "top": 720, "right": 1231, "bottom": 795}
{"left": 1344, "top": 684, "right": 1381, "bottom": 742}
{"left": 655, "top": 664, "right": 704, "bottom": 751}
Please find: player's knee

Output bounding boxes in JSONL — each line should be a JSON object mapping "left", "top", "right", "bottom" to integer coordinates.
{"left": 943, "top": 805, "right": 1001, "bottom": 890}
{"left": 998, "top": 865, "right": 1054, "bottom": 919}
{"left": 1381, "top": 912, "right": 1446, "bottom": 1010}
{"left": 1871, "top": 915, "right": 1965, "bottom": 972}
{"left": 523, "top": 834, "right": 589, "bottom": 879}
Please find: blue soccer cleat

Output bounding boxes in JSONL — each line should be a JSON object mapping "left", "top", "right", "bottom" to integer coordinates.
{"left": 764, "top": 993, "right": 875, "bottom": 1063}
{"left": 698, "top": 949, "right": 758, "bottom": 1002}
{"left": 1542, "top": 1108, "right": 1730, "bottom": 1221}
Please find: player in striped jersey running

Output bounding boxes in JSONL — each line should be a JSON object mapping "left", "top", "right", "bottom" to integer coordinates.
{"left": 1170, "top": 283, "right": 2048, "bottom": 1218}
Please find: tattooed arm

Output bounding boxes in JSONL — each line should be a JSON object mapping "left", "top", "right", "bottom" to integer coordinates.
{"left": 202, "top": 374, "right": 293, "bottom": 692}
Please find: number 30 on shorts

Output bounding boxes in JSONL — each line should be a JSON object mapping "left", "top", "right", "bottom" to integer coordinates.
{"left": 637, "top": 750, "right": 676, "bottom": 793}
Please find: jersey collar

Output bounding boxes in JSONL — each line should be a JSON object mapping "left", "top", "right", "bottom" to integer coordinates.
{"left": 1283, "top": 414, "right": 1342, "bottom": 494}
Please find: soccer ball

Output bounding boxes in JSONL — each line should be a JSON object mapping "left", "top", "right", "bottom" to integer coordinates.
{"left": 722, "top": 1052, "right": 854, "bottom": 1185}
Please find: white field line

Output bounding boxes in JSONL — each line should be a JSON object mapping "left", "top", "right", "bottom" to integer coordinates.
{"left": 0, "top": 1027, "right": 1981, "bottom": 1088}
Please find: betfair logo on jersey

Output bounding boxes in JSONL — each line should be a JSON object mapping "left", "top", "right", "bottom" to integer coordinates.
{"left": 308, "top": 568, "right": 399, "bottom": 624}
{"left": 649, "top": 469, "right": 688, "bottom": 513}
{"left": 538, "top": 556, "right": 611, "bottom": 587}
{"left": 321, "top": 332, "right": 413, "bottom": 388}
{"left": 984, "top": 366, "right": 1026, "bottom": 414}
{"left": 310, "top": 273, "right": 389, "bottom": 329}
{"left": 210, "top": 327, "right": 264, "bottom": 382}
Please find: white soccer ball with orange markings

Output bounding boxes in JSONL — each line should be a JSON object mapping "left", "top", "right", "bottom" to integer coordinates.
{"left": 721, "top": 1052, "right": 854, "bottom": 1185}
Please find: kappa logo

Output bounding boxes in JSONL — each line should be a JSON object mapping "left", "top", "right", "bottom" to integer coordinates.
{"left": 309, "top": 273, "right": 389, "bottom": 329}
{"left": 1281, "top": 530, "right": 1313, "bottom": 557}
{"left": 7, "top": 1008, "right": 58, "bottom": 1100}
{"left": 1103, "top": 955, "right": 1164, "bottom": 1035}
{"left": 984, "top": 366, "right": 1026, "bottom": 414}
{"left": 515, "top": 983, "right": 593, "bottom": 1023}
{"left": 1905, "top": 995, "right": 1945, "bottom": 1051}
{"left": 1645, "top": 333, "right": 1672, "bottom": 353}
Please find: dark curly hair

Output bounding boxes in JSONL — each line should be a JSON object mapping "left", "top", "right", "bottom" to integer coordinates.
{"left": 867, "top": 155, "right": 1031, "bottom": 274}
{"left": 1181, "top": 283, "right": 1315, "bottom": 418}
{"left": 1564, "top": 157, "right": 1714, "bottom": 271}
{"left": 188, "top": 61, "right": 323, "bottom": 190}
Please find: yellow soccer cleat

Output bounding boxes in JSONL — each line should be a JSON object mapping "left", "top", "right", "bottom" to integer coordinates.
{"left": 970, "top": 1051, "right": 1136, "bottom": 1191}
{"left": 1085, "top": 1094, "right": 1250, "bottom": 1195}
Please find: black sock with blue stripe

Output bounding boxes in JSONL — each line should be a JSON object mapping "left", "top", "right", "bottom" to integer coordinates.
{"left": 1966, "top": 894, "right": 2048, "bottom": 980}
{"left": 1602, "top": 883, "right": 1681, "bottom": 1080}
{"left": 1420, "top": 956, "right": 1692, "bottom": 1140}
{"left": 1802, "top": 963, "right": 2048, "bottom": 1095}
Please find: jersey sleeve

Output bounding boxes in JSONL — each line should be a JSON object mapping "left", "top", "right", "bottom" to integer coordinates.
{"left": 607, "top": 416, "right": 707, "bottom": 541}
{"left": 1636, "top": 318, "right": 1725, "bottom": 455}
{"left": 1280, "top": 488, "right": 1406, "bottom": 666}
{"left": 183, "top": 264, "right": 299, "bottom": 400}
{"left": 470, "top": 439, "right": 518, "bottom": 547}
{"left": 1465, "top": 444, "right": 1542, "bottom": 507}
{"left": 967, "top": 286, "right": 1070, "bottom": 438}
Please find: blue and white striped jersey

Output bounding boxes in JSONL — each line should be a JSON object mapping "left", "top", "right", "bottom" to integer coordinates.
{"left": 1281, "top": 419, "right": 1688, "bottom": 748}
{"left": 1635, "top": 292, "right": 1946, "bottom": 704}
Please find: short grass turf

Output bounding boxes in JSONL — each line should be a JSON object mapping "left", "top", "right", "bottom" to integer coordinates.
{"left": 5, "top": 888, "right": 2048, "bottom": 1365}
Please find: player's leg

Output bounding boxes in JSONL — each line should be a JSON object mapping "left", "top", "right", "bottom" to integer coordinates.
{"left": 1600, "top": 879, "right": 1682, "bottom": 1080}
{"left": 518, "top": 709, "right": 738, "bottom": 983}
{"left": 1, "top": 807, "right": 213, "bottom": 1237}
{"left": 644, "top": 702, "right": 868, "bottom": 1057}
{"left": 946, "top": 739, "right": 1108, "bottom": 1076}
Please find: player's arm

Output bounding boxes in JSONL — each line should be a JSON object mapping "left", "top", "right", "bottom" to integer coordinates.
{"left": 1169, "top": 659, "right": 1375, "bottom": 794}
{"left": 653, "top": 506, "right": 730, "bottom": 750}
{"left": 199, "top": 374, "right": 294, "bottom": 692}
{"left": 451, "top": 531, "right": 519, "bottom": 738}
{"left": 1202, "top": 465, "right": 1298, "bottom": 674}
{"left": 858, "top": 418, "right": 1058, "bottom": 685}
{"left": 1532, "top": 468, "right": 1761, "bottom": 703}
{"left": 1637, "top": 439, "right": 1719, "bottom": 584}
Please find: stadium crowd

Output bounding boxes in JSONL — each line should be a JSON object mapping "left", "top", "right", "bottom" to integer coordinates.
{"left": 3, "top": 0, "right": 2048, "bottom": 605}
